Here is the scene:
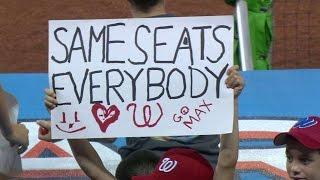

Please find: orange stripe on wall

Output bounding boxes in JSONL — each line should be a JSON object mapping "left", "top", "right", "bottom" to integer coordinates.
{"left": 237, "top": 161, "right": 289, "bottom": 179}
{"left": 240, "top": 131, "right": 279, "bottom": 139}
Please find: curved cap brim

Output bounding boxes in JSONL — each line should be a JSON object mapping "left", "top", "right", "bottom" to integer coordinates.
{"left": 273, "top": 133, "right": 291, "bottom": 146}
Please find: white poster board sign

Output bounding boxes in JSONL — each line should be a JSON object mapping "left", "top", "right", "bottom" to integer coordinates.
{"left": 49, "top": 16, "right": 234, "bottom": 139}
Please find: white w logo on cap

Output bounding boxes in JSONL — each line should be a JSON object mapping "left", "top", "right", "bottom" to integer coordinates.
{"left": 158, "top": 158, "right": 177, "bottom": 173}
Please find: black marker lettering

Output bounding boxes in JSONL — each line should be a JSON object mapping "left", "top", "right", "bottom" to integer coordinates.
{"left": 124, "top": 69, "right": 144, "bottom": 101}
{"left": 68, "top": 27, "right": 88, "bottom": 63}
{"left": 51, "top": 27, "right": 69, "bottom": 63}
{"left": 70, "top": 69, "right": 89, "bottom": 104}
{"left": 147, "top": 68, "right": 165, "bottom": 101}
{"left": 106, "top": 23, "right": 126, "bottom": 63}
{"left": 89, "top": 26, "right": 106, "bottom": 62}
{"left": 192, "top": 26, "right": 212, "bottom": 60}
{"left": 52, "top": 72, "right": 71, "bottom": 106}
{"left": 173, "top": 27, "right": 194, "bottom": 65}
{"left": 129, "top": 25, "right": 151, "bottom": 65}
{"left": 89, "top": 70, "right": 103, "bottom": 104}
{"left": 207, "top": 25, "right": 231, "bottom": 63}
{"left": 154, "top": 26, "right": 174, "bottom": 63}
{"left": 205, "top": 63, "right": 229, "bottom": 98}
{"left": 189, "top": 66, "right": 208, "bottom": 98}
{"left": 106, "top": 69, "right": 124, "bottom": 105}
{"left": 166, "top": 68, "right": 186, "bottom": 99}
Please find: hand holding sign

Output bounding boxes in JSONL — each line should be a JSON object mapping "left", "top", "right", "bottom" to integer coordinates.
{"left": 225, "top": 65, "right": 244, "bottom": 98}
{"left": 40, "top": 127, "right": 49, "bottom": 135}
{"left": 37, "top": 120, "right": 52, "bottom": 141}
{"left": 44, "top": 89, "right": 57, "bottom": 112}
{"left": 39, "top": 89, "right": 55, "bottom": 140}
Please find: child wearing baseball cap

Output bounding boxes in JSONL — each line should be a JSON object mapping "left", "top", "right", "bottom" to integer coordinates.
{"left": 130, "top": 96, "right": 239, "bottom": 180}
{"left": 131, "top": 148, "right": 214, "bottom": 180}
{"left": 130, "top": 66, "right": 243, "bottom": 180}
{"left": 274, "top": 116, "right": 320, "bottom": 180}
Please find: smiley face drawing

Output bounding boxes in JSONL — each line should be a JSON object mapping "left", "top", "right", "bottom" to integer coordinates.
{"left": 55, "top": 112, "right": 86, "bottom": 133}
{"left": 91, "top": 103, "right": 120, "bottom": 133}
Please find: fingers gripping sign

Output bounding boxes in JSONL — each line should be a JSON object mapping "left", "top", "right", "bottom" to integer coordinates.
{"left": 225, "top": 65, "right": 245, "bottom": 98}
{"left": 40, "top": 89, "right": 55, "bottom": 141}
{"left": 37, "top": 120, "right": 52, "bottom": 142}
{"left": 44, "top": 88, "right": 57, "bottom": 112}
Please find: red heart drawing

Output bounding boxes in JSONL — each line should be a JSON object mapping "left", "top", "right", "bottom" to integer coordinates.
{"left": 91, "top": 103, "right": 120, "bottom": 133}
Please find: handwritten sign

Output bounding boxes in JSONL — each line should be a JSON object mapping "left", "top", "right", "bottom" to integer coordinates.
{"left": 49, "top": 16, "right": 234, "bottom": 139}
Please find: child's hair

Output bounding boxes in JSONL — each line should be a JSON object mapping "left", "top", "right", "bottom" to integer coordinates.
{"left": 127, "top": 0, "right": 162, "bottom": 12}
{"left": 115, "top": 149, "right": 160, "bottom": 180}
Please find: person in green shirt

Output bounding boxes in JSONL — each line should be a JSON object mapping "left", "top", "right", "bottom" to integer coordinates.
{"left": 227, "top": 0, "right": 273, "bottom": 70}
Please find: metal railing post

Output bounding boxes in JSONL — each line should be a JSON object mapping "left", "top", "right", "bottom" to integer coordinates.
{"left": 236, "top": 0, "right": 253, "bottom": 71}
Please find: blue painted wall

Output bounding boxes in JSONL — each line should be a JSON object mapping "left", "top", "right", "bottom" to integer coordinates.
{"left": 239, "top": 69, "right": 320, "bottom": 118}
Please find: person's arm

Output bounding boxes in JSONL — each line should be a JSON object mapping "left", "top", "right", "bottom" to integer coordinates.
{"left": 0, "top": 85, "right": 29, "bottom": 154}
{"left": 0, "top": 85, "right": 13, "bottom": 136}
{"left": 214, "top": 99, "right": 239, "bottom": 180}
{"left": 68, "top": 139, "right": 115, "bottom": 180}
{"left": 43, "top": 88, "right": 116, "bottom": 179}
{"left": 213, "top": 65, "right": 244, "bottom": 180}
